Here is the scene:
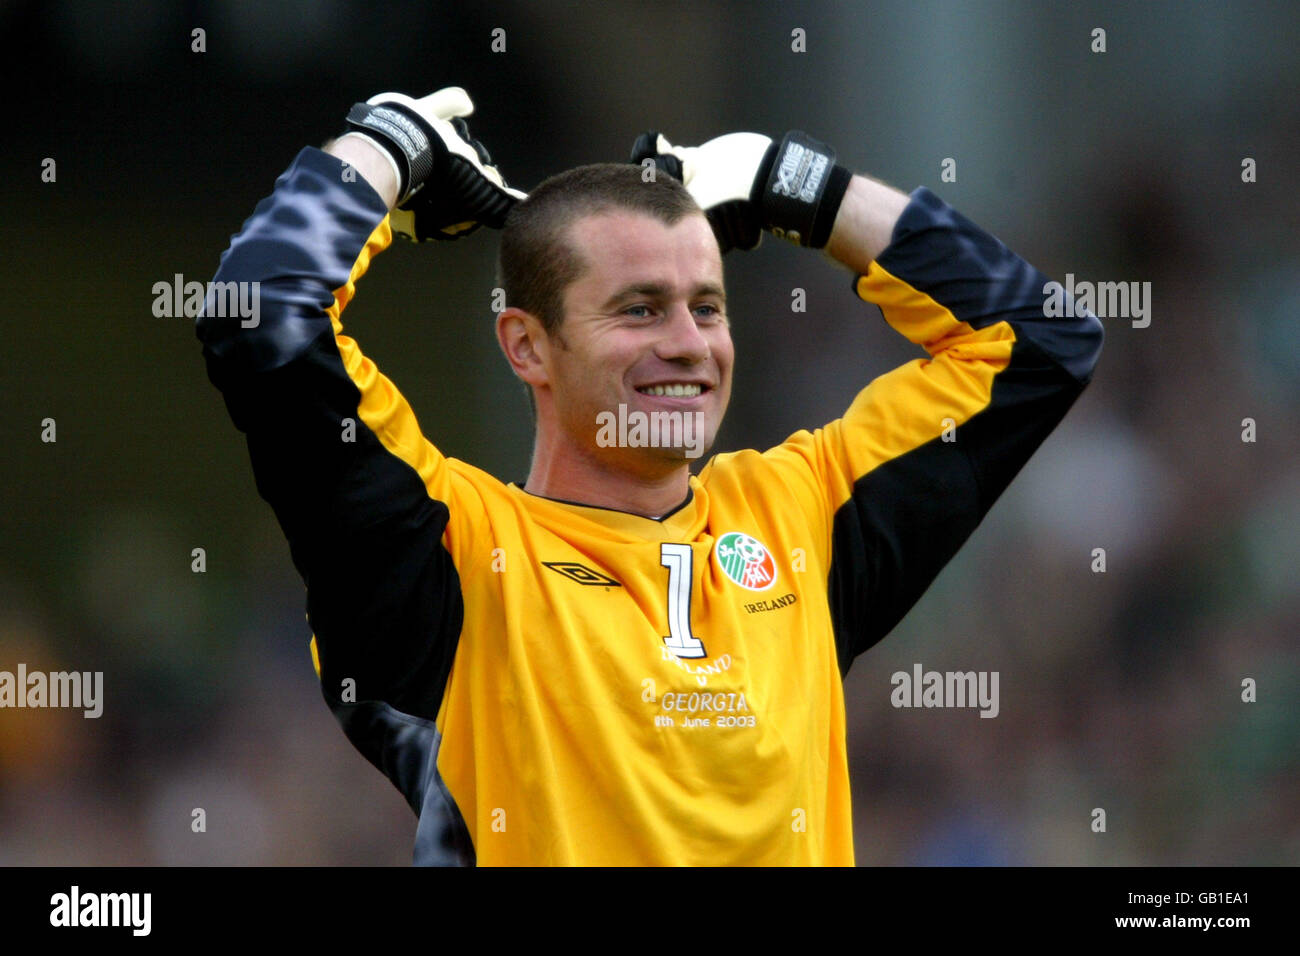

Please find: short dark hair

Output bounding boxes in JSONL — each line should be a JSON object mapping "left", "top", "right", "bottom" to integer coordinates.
{"left": 496, "top": 163, "right": 703, "bottom": 342}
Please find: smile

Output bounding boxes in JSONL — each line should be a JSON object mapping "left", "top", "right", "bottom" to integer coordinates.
{"left": 635, "top": 383, "right": 706, "bottom": 397}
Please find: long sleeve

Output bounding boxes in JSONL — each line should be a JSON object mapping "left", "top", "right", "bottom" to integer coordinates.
{"left": 196, "top": 147, "right": 468, "bottom": 807}
{"left": 741, "top": 186, "right": 1104, "bottom": 674}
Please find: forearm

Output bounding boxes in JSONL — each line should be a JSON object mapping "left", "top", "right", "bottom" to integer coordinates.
{"left": 325, "top": 134, "right": 400, "bottom": 210}
{"left": 822, "top": 174, "right": 910, "bottom": 273}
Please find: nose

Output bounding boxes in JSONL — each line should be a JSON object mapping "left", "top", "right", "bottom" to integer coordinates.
{"left": 653, "top": 302, "right": 710, "bottom": 365}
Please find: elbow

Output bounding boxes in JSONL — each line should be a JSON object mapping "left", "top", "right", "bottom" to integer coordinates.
{"left": 196, "top": 274, "right": 333, "bottom": 372}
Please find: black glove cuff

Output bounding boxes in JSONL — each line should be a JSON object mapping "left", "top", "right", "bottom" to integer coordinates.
{"left": 344, "top": 102, "right": 436, "bottom": 204}
{"left": 807, "top": 163, "right": 853, "bottom": 249}
{"left": 755, "top": 130, "right": 850, "bottom": 248}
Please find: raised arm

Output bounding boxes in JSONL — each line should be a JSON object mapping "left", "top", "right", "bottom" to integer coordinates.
{"left": 636, "top": 127, "right": 1103, "bottom": 672}
{"left": 821, "top": 172, "right": 909, "bottom": 272}
{"left": 814, "top": 184, "right": 1103, "bottom": 669}
{"left": 195, "top": 88, "right": 524, "bottom": 829}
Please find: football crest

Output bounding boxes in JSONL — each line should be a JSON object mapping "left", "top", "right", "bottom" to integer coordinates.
{"left": 714, "top": 532, "right": 777, "bottom": 591}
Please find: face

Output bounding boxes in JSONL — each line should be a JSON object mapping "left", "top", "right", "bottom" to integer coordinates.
{"left": 541, "top": 209, "right": 733, "bottom": 475}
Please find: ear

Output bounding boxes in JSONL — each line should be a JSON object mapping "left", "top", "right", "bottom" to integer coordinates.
{"left": 495, "top": 306, "right": 551, "bottom": 388}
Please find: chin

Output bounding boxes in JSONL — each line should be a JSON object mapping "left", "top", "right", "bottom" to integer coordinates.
{"left": 592, "top": 402, "right": 717, "bottom": 463}
{"left": 654, "top": 433, "right": 715, "bottom": 464}
{"left": 610, "top": 443, "right": 711, "bottom": 476}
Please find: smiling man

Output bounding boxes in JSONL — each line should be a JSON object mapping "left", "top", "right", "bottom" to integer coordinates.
{"left": 495, "top": 175, "right": 735, "bottom": 515}
{"left": 197, "top": 86, "right": 1102, "bottom": 865}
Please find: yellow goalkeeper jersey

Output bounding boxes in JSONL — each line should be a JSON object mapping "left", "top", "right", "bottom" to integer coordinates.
{"left": 197, "top": 148, "right": 1102, "bottom": 865}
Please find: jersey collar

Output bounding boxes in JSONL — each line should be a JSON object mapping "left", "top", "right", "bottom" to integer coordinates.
{"left": 507, "top": 476, "right": 707, "bottom": 541}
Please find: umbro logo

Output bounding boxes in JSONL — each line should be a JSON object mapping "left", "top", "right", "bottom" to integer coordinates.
{"left": 543, "top": 561, "right": 622, "bottom": 587}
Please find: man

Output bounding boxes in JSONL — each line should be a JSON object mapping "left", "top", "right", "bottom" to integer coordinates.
{"left": 197, "top": 85, "right": 1102, "bottom": 865}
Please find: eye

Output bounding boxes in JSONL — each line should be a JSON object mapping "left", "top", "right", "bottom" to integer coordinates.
{"left": 623, "top": 304, "right": 654, "bottom": 318}
{"left": 694, "top": 303, "right": 724, "bottom": 320}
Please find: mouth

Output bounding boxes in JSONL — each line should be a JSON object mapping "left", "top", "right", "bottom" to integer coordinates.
{"left": 634, "top": 382, "right": 711, "bottom": 399}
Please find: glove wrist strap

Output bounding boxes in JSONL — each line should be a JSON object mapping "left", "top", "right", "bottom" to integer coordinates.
{"left": 344, "top": 102, "right": 436, "bottom": 205}
{"left": 755, "top": 131, "right": 851, "bottom": 249}
{"left": 807, "top": 164, "right": 853, "bottom": 249}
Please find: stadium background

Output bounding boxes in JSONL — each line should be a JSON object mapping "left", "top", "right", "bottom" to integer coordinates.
{"left": 1, "top": 0, "right": 1296, "bottom": 864}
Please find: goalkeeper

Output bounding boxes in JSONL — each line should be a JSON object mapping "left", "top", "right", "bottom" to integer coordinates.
{"left": 197, "top": 84, "right": 1102, "bottom": 865}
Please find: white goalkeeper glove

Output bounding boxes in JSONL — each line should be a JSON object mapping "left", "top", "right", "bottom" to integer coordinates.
{"left": 344, "top": 86, "right": 527, "bottom": 241}
{"left": 630, "top": 129, "right": 853, "bottom": 253}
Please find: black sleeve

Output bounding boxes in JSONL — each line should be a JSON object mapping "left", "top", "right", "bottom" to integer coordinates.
{"left": 828, "top": 187, "right": 1104, "bottom": 674}
{"left": 196, "top": 147, "right": 463, "bottom": 723}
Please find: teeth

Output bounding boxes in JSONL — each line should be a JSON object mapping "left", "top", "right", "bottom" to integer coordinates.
{"left": 638, "top": 384, "right": 703, "bottom": 397}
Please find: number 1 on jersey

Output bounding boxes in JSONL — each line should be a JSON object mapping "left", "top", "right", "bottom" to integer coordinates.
{"left": 660, "top": 543, "right": 707, "bottom": 659}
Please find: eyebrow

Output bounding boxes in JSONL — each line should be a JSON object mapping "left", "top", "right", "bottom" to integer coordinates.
{"left": 600, "top": 282, "right": 727, "bottom": 311}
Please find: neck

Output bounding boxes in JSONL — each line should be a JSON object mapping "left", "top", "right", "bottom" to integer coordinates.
{"left": 523, "top": 438, "right": 691, "bottom": 518}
